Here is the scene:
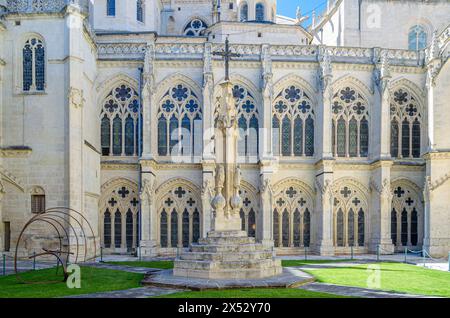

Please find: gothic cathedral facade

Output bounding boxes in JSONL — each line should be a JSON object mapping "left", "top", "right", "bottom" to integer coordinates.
{"left": 0, "top": 0, "right": 449, "bottom": 258}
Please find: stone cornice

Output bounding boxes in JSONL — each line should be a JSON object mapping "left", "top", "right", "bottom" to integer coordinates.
{"left": 0, "top": 146, "right": 32, "bottom": 158}
{"left": 423, "top": 151, "right": 450, "bottom": 160}
{"left": 101, "top": 163, "right": 140, "bottom": 171}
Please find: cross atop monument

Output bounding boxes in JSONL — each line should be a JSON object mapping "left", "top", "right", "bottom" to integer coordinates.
{"left": 213, "top": 37, "right": 241, "bottom": 81}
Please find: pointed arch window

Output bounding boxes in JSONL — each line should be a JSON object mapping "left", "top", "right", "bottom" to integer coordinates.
{"left": 273, "top": 184, "right": 313, "bottom": 248}
{"left": 126, "top": 210, "right": 133, "bottom": 250}
{"left": 23, "top": 38, "right": 45, "bottom": 92}
{"left": 391, "top": 185, "right": 422, "bottom": 247}
{"left": 333, "top": 184, "right": 366, "bottom": 247}
{"left": 255, "top": 3, "right": 265, "bottom": 21}
{"left": 390, "top": 88, "right": 422, "bottom": 159}
{"left": 158, "top": 84, "right": 202, "bottom": 158}
{"left": 240, "top": 3, "right": 249, "bottom": 22}
{"left": 158, "top": 185, "right": 202, "bottom": 249}
{"left": 408, "top": 25, "right": 427, "bottom": 51}
{"left": 332, "top": 87, "right": 369, "bottom": 158}
{"left": 184, "top": 19, "right": 208, "bottom": 36}
{"left": 272, "top": 86, "right": 315, "bottom": 157}
{"left": 100, "top": 84, "right": 141, "bottom": 157}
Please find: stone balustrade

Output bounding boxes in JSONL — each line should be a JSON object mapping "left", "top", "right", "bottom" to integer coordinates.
{"left": 97, "top": 41, "right": 426, "bottom": 67}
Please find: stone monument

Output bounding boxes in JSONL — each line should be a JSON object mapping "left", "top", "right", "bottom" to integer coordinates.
{"left": 173, "top": 39, "right": 282, "bottom": 279}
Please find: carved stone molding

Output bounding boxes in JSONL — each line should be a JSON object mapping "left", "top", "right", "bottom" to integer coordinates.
{"left": 69, "top": 87, "right": 85, "bottom": 109}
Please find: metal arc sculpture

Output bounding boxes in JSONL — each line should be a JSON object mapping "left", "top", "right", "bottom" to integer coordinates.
{"left": 14, "top": 207, "right": 97, "bottom": 284}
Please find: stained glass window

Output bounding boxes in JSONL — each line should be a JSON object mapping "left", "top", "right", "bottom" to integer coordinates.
{"left": 158, "top": 115, "right": 167, "bottom": 156}
{"left": 337, "top": 118, "right": 346, "bottom": 157}
{"left": 112, "top": 115, "right": 122, "bottom": 155}
{"left": 305, "top": 116, "right": 314, "bottom": 156}
{"left": 391, "top": 119, "right": 399, "bottom": 158}
{"left": 408, "top": 25, "right": 427, "bottom": 51}
{"left": 126, "top": 210, "right": 133, "bottom": 249}
{"left": 136, "top": 0, "right": 143, "bottom": 22}
{"left": 282, "top": 210, "right": 289, "bottom": 247}
{"left": 273, "top": 210, "right": 279, "bottom": 247}
{"left": 358, "top": 209, "right": 365, "bottom": 246}
{"left": 158, "top": 84, "right": 202, "bottom": 158}
{"left": 412, "top": 119, "right": 421, "bottom": 158}
{"left": 332, "top": 87, "right": 369, "bottom": 157}
{"left": 248, "top": 209, "right": 256, "bottom": 238}
{"left": 391, "top": 209, "right": 397, "bottom": 245}
{"left": 35, "top": 43, "right": 45, "bottom": 91}
{"left": 104, "top": 210, "right": 111, "bottom": 248}
{"left": 23, "top": 38, "right": 45, "bottom": 91}
{"left": 391, "top": 88, "right": 422, "bottom": 159}
{"left": 101, "top": 84, "right": 140, "bottom": 157}
{"left": 255, "top": 3, "right": 265, "bottom": 21}
{"left": 184, "top": 19, "right": 208, "bottom": 36}
{"left": 360, "top": 118, "right": 369, "bottom": 157}
{"left": 411, "top": 208, "right": 418, "bottom": 246}
{"left": 401, "top": 209, "right": 408, "bottom": 246}
{"left": 336, "top": 209, "right": 344, "bottom": 247}
{"left": 240, "top": 3, "right": 248, "bottom": 21}
{"left": 107, "top": 0, "right": 115, "bottom": 16}
{"left": 273, "top": 86, "right": 314, "bottom": 157}
{"left": 125, "top": 116, "right": 134, "bottom": 156}
{"left": 303, "top": 209, "right": 310, "bottom": 247}
{"left": 349, "top": 118, "right": 358, "bottom": 157}
{"left": 281, "top": 117, "right": 291, "bottom": 156}
{"left": 114, "top": 210, "right": 121, "bottom": 248}
{"left": 182, "top": 210, "right": 189, "bottom": 248}
{"left": 293, "top": 210, "right": 301, "bottom": 247}
{"left": 348, "top": 209, "right": 355, "bottom": 246}
{"left": 293, "top": 117, "right": 303, "bottom": 156}
{"left": 171, "top": 210, "right": 178, "bottom": 248}
{"left": 401, "top": 119, "right": 410, "bottom": 158}
{"left": 240, "top": 209, "right": 246, "bottom": 231}
{"left": 193, "top": 210, "right": 200, "bottom": 243}
{"left": 160, "top": 210, "right": 168, "bottom": 247}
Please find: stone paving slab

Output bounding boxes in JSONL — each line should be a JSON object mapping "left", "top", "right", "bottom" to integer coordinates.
{"left": 142, "top": 267, "right": 314, "bottom": 291}
{"left": 298, "top": 282, "right": 440, "bottom": 298}
{"left": 65, "top": 287, "right": 183, "bottom": 298}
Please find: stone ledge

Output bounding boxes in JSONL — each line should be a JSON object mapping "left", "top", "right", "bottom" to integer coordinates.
{"left": 142, "top": 268, "right": 315, "bottom": 291}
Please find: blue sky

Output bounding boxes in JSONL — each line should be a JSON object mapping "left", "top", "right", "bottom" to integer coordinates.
{"left": 277, "top": 0, "right": 328, "bottom": 25}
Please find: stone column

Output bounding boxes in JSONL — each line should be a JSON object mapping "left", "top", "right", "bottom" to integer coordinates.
{"left": 261, "top": 44, "right": 273, "bottom": 160}
{"left": 142, "top": 42, "right": 156, "bottom": 158}
{"left": 315, "top": 161, "right": 335, "bottom": 255}
{"left": 139, "top": 161, "right": 157, "bottom": 257}
{"left": 201, "top": 161, "right": 215, "bottom": 237}
{"left": 259, "top": 170, "right": 274, "bottom": 247}
{"left": 369, "top": 162, "right": 394, "bottom": 254}
{"left": 318, "top": 47, "right": 333, "bottom": 159}
{"left": 202, "top": 43, "right": 215, "bottom": 161}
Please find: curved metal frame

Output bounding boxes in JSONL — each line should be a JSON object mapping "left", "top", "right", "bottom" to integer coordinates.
{"left": 14, "top": 207, "right": 97, "bottom": 284}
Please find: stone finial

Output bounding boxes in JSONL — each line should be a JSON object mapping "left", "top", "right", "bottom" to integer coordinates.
{"left": 428, "top": 29, "right": 440, "bottom": 62}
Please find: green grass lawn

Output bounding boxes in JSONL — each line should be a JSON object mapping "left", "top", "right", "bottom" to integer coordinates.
{"left": 281, "top": 259, "right": 353, "bottom": 267}
{"left": 105, "top": 260, "right": 174, "bottom": 269}
{"left": 158, "top": 288, "right": 348, "bottom": 298}
{"left": 0, "top": 266, "right": 143, "bottom": 298}
{"left": 302, "top": 262, "right": 450, "bottom": 297}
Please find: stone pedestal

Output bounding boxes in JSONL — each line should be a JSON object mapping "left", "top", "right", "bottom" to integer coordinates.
{"left": 174, "top": 230, "right": 282, "bottom": 279}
